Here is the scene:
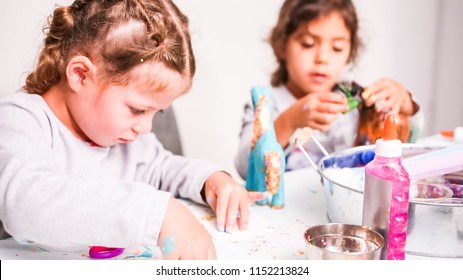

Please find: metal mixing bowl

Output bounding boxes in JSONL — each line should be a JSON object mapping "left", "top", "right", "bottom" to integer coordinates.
{"left": 317, "top": 144, "right": 463, "bottom": 258}
{"left": 304, "top": 223, "right": 384, "bottom": 260}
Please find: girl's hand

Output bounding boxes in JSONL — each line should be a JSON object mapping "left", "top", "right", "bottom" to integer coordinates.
{"left": 287, "top": 92, "right": 349, "bottom": 132}
{"left": 159, "top": 197, "right": 216, "bottom": 260}
{"left": 204, "top": 171, "right": 265, "bottom": 233}
{"left": 362, "top": 78, "right": 415, "bottom": 115}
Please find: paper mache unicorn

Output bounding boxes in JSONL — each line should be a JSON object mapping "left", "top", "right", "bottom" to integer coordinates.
{"left": 246, "top": 86, "right": 285, "bottom": 209}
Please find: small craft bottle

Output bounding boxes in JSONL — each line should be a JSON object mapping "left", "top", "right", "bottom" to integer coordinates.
{"left": 362, "top": 114, "right": 410, "bottom": 260}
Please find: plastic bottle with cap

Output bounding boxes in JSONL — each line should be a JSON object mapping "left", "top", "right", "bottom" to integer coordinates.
{"left": 362, "top": 114, "right": 410, "bottom": 260}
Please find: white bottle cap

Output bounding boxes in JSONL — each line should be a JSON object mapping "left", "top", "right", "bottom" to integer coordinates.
{"left": 374, "top": 114, "right": 402, "bottom": 158}
{"left": 375, "top": 138, "right": 402, "bottom": 157}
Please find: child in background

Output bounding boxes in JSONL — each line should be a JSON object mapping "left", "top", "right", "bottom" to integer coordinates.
{"left": 235, "top": 0, "right": 421, "bottom": 179}
{"left": 0, "top": 0, "right": 262, "bottom": 260}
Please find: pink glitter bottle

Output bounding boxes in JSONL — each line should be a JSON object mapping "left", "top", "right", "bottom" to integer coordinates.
{"left": 362, "top": 114, "right": 410, "bottom": 260}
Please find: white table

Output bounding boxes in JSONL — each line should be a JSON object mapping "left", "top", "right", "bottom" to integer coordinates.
{"left": 0, "top": 165, "right": 451, "bottom": 260}
{"left": 198, "top": 168, "right": 329, "bottom": 260}
{"left": 0, "top": 168, "right": 328, "bottom": 260}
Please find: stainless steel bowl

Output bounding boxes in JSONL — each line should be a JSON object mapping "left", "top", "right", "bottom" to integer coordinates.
{"left": 304, "top": 223, "right": 384, "bottom": 260}
{"left": 317, "top": 144, "right": 463, "bottom": 258}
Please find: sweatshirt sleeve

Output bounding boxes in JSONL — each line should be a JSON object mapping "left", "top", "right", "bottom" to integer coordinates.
{"left": 0, "top": 99, "right": 169, "bottom": 249}
{"left": 234, "top": 99, "right": 255, "bottom": 180}
{"left": 132, "top": 133, "right": 223, "bottom": 205}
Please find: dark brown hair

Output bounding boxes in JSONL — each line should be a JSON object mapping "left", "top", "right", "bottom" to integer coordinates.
{"left": 269, "top": 0, "right": 362, "bottom": 86}
{"left": 24, "top": 0, "right": 195, "bottom": 94}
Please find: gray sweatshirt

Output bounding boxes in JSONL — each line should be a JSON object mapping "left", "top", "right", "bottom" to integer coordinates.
{"left": 0, "top": 92, "right": 221, "bottom": 249}
{"left": 235, "top": 86, "right": 358, "bottom": 179}
{"left": 234, "top": 86, "right": 423, "bottom": 179}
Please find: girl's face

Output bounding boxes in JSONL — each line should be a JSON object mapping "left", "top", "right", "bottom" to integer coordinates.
{"left": 284, "top": 11, "right": 351, "bottom": 98}
{"left": 68, "top": 63, "right": 190, "bottom": 147}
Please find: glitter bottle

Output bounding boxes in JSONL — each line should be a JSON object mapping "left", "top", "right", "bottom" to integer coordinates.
{"left": 362, "top": 114, "right": 410, "bottom": 260}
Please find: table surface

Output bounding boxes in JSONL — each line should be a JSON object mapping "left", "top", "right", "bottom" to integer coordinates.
{"left": 0, "top": 134, "right": 458, "bottom": 260}
{"left": 0, "top": 167, "right": 450, "bottom": 260}
{"left": 0, "top": 168, "right": 327, "bottom": 260}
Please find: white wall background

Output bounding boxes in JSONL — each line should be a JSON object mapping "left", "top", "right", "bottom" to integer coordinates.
{"left": 1, "top": 0, "right": 462, "bottom": 178}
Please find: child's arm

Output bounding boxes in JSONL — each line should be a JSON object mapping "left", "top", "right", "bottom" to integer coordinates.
{"left": 361, "top": 78, "right": 420, "bottom": 116}
{"left": 158, "top": 197, "right": 216, "bottom": 259}
{"left": 133, "top": 133, "right": 222, "bottom": 205}
{"left": 0, "top": 99, "right": 171, "bottom": 249}
{"left": 157, "top": 171, "right": 266, "bottom": 259}
{"left": 136, "top": 134, "right": 265, "bottom": 235}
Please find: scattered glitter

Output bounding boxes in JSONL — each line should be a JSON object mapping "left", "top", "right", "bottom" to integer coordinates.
{"left": 202, "top": 214, "right": 216, "bottom": 222}
{"left": 251, "top": 95, "right": 270, "bottom": 149}
{"left": 265, "top": 151, "right": 282, "bottom": 194}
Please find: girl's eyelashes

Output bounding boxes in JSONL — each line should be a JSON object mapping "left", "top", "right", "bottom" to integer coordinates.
{"left": 301, "top": 42, "right": 314, "bottom": 48}
{"left": 333, "top": 41, "right": 349, "bottom": 52}
{"left": 300, "top": 38, "right": 315, "bottom": 48}
{"left": 130, "top": 107, "right": 146, "bottom": 115}
{"left": 129, "top": 107, "right": 164, "bottom": 115}
{"left": 301, "top": 42, "right": 345, "bottom": 52}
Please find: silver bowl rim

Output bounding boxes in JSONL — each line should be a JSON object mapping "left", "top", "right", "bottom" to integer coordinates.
{"left": 303, "top": 223, "right": 385, "bottom": 256}
{"left": 317, "top": 143, "right": 463, "bottom": 207}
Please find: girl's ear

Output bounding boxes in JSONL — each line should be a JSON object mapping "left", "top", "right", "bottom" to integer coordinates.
{"left": 65, "top": 56, "right": 97, "bottom": 92}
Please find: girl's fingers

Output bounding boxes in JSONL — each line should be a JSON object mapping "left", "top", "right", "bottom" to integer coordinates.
{"left": 365, "top": 91, "right": 382, "bottom": 106}
{"left": 372, "top": 89, "right": 390, "bottom": 102}
{"left": 317, "top": 92, "right": 347, "bottom": 104}
{"left": 391, "top": 102, "right": 401, "bottom": 115}
{"left": 311, "top": 111, "right": 336, "bottom": 125}
{"left": 206, "top": 195, "right": 217, "bottom": 212}
{"left": 367, "top": 79, "right": 388, "bottom": 93}
{"left": 238, "top": 192, "right": 250, "bottom": 231}
{"left": 311, "top": 123, "right": 330, "bottom": 132}
{"left": 317, "top": 102, "right": 349, "bottom": 113}
{"left": 378, "top": 98, "right": 395, "bottom": 113}
{"left": 224, "top": 190, "right": 240, "bottom": 233}
{"left": 214, "top": 188, "right": 231, "bottom": 232}
{"left": 247, "top": 191, "right": 266, "bottom": 202}
{"left": 364, "top": 83, "right": 386, "bottom": 106}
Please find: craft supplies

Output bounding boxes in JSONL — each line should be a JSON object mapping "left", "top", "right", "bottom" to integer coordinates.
{"left": 362, "top": 114, "right": 410, "bottom": 260}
